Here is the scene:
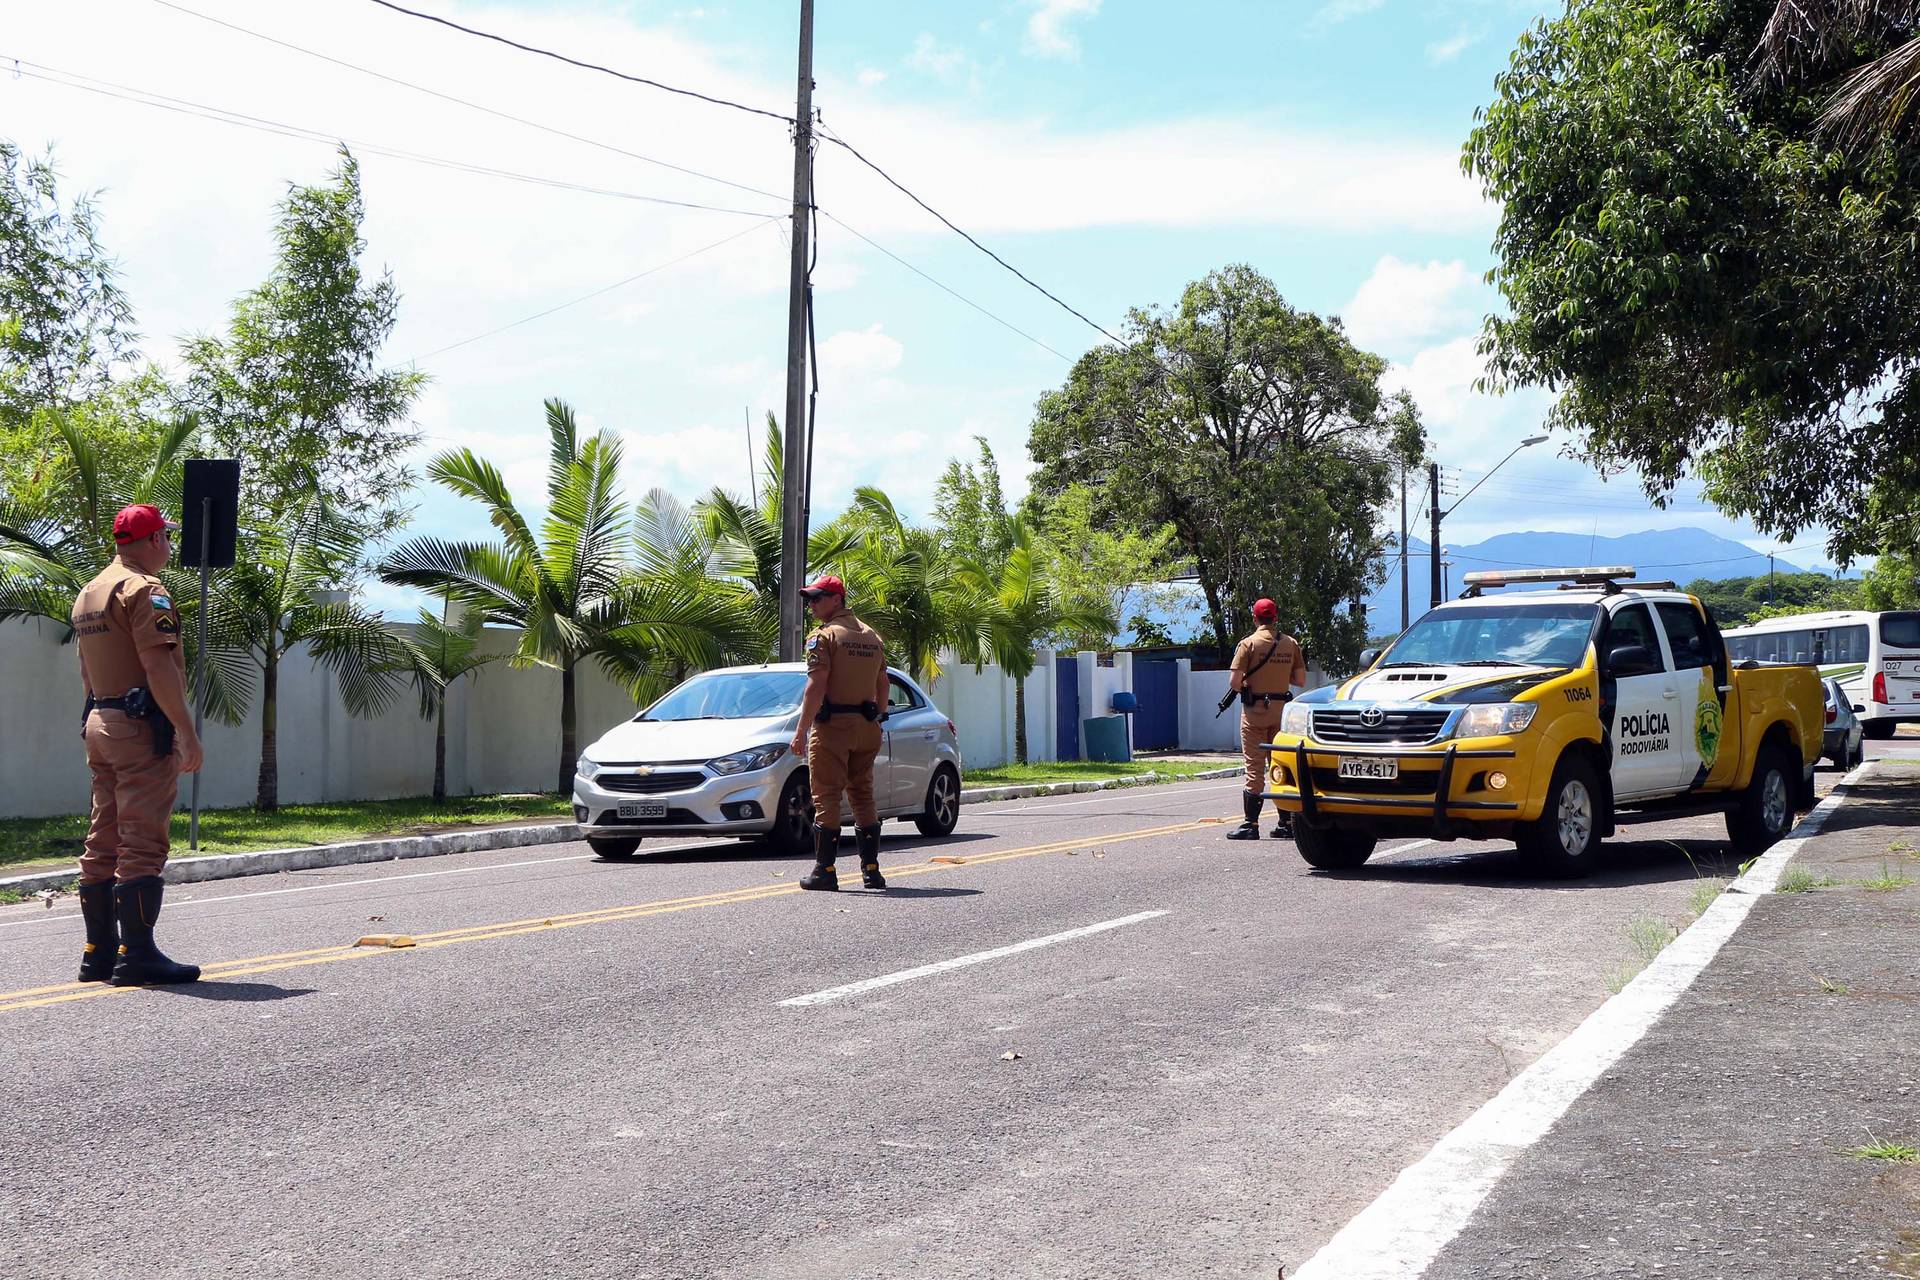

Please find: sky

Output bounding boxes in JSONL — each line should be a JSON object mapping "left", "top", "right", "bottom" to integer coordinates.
{"left": 1, "top": 0, "right": 1843, "bottom": 615}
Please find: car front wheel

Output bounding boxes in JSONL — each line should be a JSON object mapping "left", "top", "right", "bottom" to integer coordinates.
{"left": 765, "top": 769, "right": 815, "bottom": 854}
{"left": 589, "top": 837, "right": 641, "bottom": 861}
{"left": 915, "top": 765, "right": 960, "bottom": 837}
{"left": 1518, "top": 754, "right": 1603, "bottom": 877}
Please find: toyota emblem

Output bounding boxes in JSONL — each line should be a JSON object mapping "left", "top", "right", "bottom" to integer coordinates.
{"left": 1359, "top": 706, "right": 1386, "bottom": 728}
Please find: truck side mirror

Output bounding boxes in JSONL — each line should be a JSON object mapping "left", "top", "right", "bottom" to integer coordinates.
{"left": 1358, "top": 647, "right": 1381, "bottom": 670}
{"left": 1607, "top": 643, "right": 1656, "bottom": 676}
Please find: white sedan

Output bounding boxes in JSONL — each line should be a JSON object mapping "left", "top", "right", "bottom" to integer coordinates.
{"left": 570, "top": 662, "right": 963, "bottom": 860}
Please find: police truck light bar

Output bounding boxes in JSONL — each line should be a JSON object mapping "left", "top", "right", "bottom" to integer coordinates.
{"left": 1460, "top": 565, "right": 1637, "bottom": 589}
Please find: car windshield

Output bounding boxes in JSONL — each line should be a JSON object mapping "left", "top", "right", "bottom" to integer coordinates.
{"left": 1386, "top": 602, "right": 1601, "bottom": 668}
{"left": 641, "top": 671, "right": 808, "bottom": 721}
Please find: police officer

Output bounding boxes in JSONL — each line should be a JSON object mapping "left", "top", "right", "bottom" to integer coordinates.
{"left": 787, "top": 575, "right": 891, "bottom": 892}
{"left": 69, "top": 504, "right": 204, "bottom": 985}
{"left": 1225, "top": 598, "right": 1307, "bottom": 841}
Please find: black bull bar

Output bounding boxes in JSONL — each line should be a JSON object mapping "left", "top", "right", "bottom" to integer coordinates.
{"left": 1258, "top": 740, "right": 1521, "bottom": 833}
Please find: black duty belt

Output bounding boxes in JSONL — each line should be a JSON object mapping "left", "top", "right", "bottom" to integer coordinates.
{"left": 84, "top": 687, "right": 175, "bottom": 757}
{"left": 1241, "top": 690, "right": 1292, "bottom": 708}
{"left": 819, "top": 700, "right": 881, "bottom": 723}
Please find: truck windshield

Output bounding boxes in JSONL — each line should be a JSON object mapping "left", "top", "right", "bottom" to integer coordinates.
{"left": 641, "top": 671, "right": 808, "bottom": 721}
{"left": 1387, "top": 603, "right": 1601, "bottom": 668}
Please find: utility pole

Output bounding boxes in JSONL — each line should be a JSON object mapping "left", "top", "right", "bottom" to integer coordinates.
{"left": 1768, "top": 552, "right": 1776, "bottom": 605}
{"left": 1429, "top": 461, "right": 1443, "bottom": 610}
{"left": 1399, "top": 464, "right": 1409, "bottom": 634}
{"left": 776, "top": 0, "right": 816, "bottom": 662}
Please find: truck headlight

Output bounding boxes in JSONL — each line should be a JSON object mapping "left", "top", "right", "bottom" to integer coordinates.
{"left": 1280, "top": 702, "right": 1312, "bottom": 737}
{"left": 1455, "top": 703, "right": 1537, "bottom": 738}
{"left": 708, "top": 743, "right": 788, "bottom": 776}
{"left": 575, "top": 757, "right": 602, "bottom": 782}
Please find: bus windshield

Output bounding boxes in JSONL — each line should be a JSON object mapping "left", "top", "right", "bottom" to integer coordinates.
{"left": 1387, "top": 602, "right": 1600, "bottom": 668}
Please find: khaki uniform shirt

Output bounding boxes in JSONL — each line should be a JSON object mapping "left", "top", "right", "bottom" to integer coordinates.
{"left": 1231, "top": 624, "right": 1306, "bottom": 695}
{"left": 807, "top": 607, "right": 887, "bottom": 705}
{"left": 71, "top": 560, "right": 184, "bottom": 697}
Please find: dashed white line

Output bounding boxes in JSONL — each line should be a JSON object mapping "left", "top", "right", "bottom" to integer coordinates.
{"left": 778, "top": 910, "right": 1171, "bottom": 1007}
{"left": 1289, "top": 761, "right": 1871, "bottom": 1280}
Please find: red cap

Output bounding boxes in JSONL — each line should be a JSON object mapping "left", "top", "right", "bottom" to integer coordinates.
{"left": 113, "top": 504, "right": 178, "bottom": 543}
{"left": 799, "top": 574, "right": 845, "bottom": 600}
{"left": 1252, "top": 598, "right": 1279, "bottom": 622}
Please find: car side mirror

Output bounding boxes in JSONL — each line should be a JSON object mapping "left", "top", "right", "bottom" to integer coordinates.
{"left": 1607, "top": 643, "right": 1655, "bottom": 675}
{"left": 1852, "top": 704, "right": 1866, "bottom": 713}
{"left": 1359, "top": 647, "right": 1381, "bottom": 669}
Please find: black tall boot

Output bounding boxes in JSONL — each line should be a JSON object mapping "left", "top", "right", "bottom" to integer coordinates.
{"left": 799, "top": 825, "right": 840, "bottom": 891}
{"left": 107, "top": 876, "right": 200, "bottom": 986}
{"left": 1225, "top": 791, "right": 1262, "bottom": 840}
{"left": 856, "top": 824, "right": 886, "bottom": 890}
{"left": 1270, "top": 808, "right": 1294, "bottom": 840}
{"left": 77, "top": 882, "right": 118, "bottom": 983}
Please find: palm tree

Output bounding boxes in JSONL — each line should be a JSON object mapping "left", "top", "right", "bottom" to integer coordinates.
{"left": 963, "top": 520, "right": 1113, "bottom": 766}
{"left": 400, "top": 603, "right": 504, "bottom": 805}
{"left": 1755, "top": 3, "right": 1920, "bottom": 149}
{"left": 694, "top": 413, "right": 855, "bottom": 644}
{"left": 380, "top": 398, "right": 753, "bottom": 793}
{"left": 838, "top": 487, "right": 990, "bottom": 684}
{"left": 213, "top": 497, "right": 417, "bottom": 810}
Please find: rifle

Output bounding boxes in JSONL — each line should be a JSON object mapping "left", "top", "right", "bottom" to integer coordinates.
{"left": 1215, "top": 634, "right": 1284, "bottom": 717}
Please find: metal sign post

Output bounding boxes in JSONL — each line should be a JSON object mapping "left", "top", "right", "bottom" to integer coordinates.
{"left": 189, "top": 494, "right": 209, "bottom": 851}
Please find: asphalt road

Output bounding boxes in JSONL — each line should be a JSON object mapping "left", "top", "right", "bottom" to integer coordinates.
{"left": 0, "top": 746, "right": 1895, "bottom": 1280}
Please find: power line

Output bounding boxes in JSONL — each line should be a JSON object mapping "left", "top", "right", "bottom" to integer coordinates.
{"left": 145, "top": 0, "right": 786, "bottom": 205}
{"left": 406, "top": 217, "right": 782, "bottom": 361}
{"left": 817, "top": 121, "right": 1125, "bottom": 347}
{"left": 3, "top": 58, "right": 775, "bottom": 218}
{"left": 364, "top": 0, "right": 794, "bottom": 125}
{"left": 818, "top": 210, "right": 1072, "bottom": 362}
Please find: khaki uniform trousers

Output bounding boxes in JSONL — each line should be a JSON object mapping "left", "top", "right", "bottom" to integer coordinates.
{"left": 809, "top": 716, "right": 883, "bottom": 829}
{"left": 1241, "top": 704, "right": 1285, "bottom": 795}
{"left": 80, "top": 709, "right": 179, "bottom": 885}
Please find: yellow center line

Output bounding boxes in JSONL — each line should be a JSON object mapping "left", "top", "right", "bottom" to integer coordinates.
{"left": 0, "top": 818, "right": 1209, "bottom": 1015}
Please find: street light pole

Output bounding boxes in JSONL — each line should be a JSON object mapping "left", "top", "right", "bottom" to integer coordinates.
{"left": 1428, "top": 434, "right": 1549, "bottom": 609}
{"left": 776, "top": 0, "right": 816, "bottom": 662}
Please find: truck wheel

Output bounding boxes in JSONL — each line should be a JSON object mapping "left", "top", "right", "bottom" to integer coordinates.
{"left": 588, "top": 837, "right": 641, "bottom": 861}
{"left": 1294, "top": 824, "right": 1377, "bottom": 871}
{"left": 1864, "top": 720, "right": 1896, "bottom": 741}
{"left": 1727, "top": 746, "right": 1795, "bottom": 857}
{"left": 1518, "top": 755, "right": 1603, "bottom": 878}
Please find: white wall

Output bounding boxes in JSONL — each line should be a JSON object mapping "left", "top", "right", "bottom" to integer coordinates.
{"left": 923, "top": 652, "right": 1057, "bottom": 772}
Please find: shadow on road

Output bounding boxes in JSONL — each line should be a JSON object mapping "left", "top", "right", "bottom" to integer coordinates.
{"left": 616, "top": 832, "right": 998, "bottom": 865}
{"left": 864, "top": 886, "right": 982, "bottom": 899}
{"left": 162, "top": 981, "right": 318, "bottom": 1003}
{"left": 1334, "top": 837, "right": 1743, "bottom": 889}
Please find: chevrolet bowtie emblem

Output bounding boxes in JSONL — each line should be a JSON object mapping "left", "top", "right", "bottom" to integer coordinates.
{"left": 633, "top": 765, "right": 653, "bottom": 776}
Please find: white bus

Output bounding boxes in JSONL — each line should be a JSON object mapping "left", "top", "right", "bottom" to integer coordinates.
{"left": 1722, "top": 609, "right": 1920, "bottom": 739}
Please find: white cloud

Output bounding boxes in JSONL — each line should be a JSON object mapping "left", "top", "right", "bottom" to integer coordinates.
{"left": 856, "top": 67, "right": 888, "bottom": 87}
{"left": 1341, "top": 256, "right": 1477, "bottom": 352}
{"left": 1024, "top": 0, "right": 1103, "bottom": 60}
{"left": 1314, "top": 0, "right": 1385, "bottom": 27}
{"left": 818, "top": 324, "right": 904, "bottom": 378}
{"left": 907, "top": 33, "right": 973, "bottom": 81}
{"left": 1425, "top": 30, "right": 1477, "bottom": 64}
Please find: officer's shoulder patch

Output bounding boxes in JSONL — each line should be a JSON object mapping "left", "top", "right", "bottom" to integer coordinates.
{"left": 806, "top": 633, "right": 825, "bottom": 650}
{"left": 155, "top": 615, "right": 179, "bottom": 634}
{"left": 150, "top": 592, "right": 173, "bottom": 612}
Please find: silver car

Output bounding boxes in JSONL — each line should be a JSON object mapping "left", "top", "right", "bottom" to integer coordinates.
{"left": 570, "top": 662, "right": 963, "bottom": 859}
{"left": 1823, "top": 676, "right": 1865, "bottom": 769}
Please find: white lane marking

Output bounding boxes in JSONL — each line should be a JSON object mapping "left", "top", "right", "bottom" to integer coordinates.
{"left": 778, "top": 910, "right": 1170, "bottom": 1008}
{"left": 1290, "top": 761, "right": 1871, "bottom": 1280}
{"left": 0, "top": 841, "right": 710, "bottom": 931}
{"left": 1381, "top": 839, "right": 1436, "bottom": 857}
{"left": 990, "top": 781, "right": 1241, "bottom": 815}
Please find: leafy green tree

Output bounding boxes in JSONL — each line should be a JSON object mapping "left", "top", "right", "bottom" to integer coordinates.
{"left": 213, "top": 499, "right": 418, "bottom": 810}
{"left": 182, "top": 151, "right": 424, "bottom": 534}
{"left": 933, "top": 436, "right": 1014, "bottom": 568}
{"left": 1028, "top": 265, "right": 1422, "bottom": 668}
{"left": 1684, "top": 572, "right": 1860, "bottom": 626}
{"left": 835, "top": 488, "right": 988, "bottom": 684}
{"left": 963, "top": 520, "right": 1111, "bottom": 765}
{"left": 1464, "top": 1, "right": 1920, "bottom": 561}
{"left": 380, "top": 399, "right": 754, "bottom": 793}
{"left": 399, "top": 604, "right": 506, "bottom": 806}
{"left": 1859, "top": 551, "right": 1920, "bottom": 611}
{"left": 1026, "top": 483, "right": 1188, "bottom": 650}
{"left": 1752, "top": 3, "right": 1920, "bottom": 152}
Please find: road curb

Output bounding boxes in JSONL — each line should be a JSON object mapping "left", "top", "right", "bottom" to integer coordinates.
{"left": 0, "top": 768, "right": 1241, "bottom": 898}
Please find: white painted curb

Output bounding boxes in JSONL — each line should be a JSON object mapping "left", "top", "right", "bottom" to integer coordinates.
{"left": 1290, "top": 761, "right": 1876, "bottom": 1280}
{"left": 0, "top": 766, "right": 1240, "bottom": 898}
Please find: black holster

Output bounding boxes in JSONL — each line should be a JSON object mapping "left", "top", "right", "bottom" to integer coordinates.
{"left": 120, "top": 687, "right": 176, "bottom": 758}
{"left": 1240, "top": 690, "right": 1293, "bottom": 710}
{"left": 820, "top": 700, "right": 881, "bottom": 723}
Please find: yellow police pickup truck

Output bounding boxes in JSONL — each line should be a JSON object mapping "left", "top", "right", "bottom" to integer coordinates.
{"left": 1261, "top": 567, "right": 1826, "bottom": 876}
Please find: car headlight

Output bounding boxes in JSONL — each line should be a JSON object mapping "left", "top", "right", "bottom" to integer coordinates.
{"left": 1280, "top": 701, "right": 1312, "bottom": 737}
{"left": 708, "top": 743, "right": 789, "bottom": 776}
{"left": 1455, "top": 703, "right": 1538, "bottom": 738}
{"left": 575, "top": 757, "right": 602, "bottom": 781}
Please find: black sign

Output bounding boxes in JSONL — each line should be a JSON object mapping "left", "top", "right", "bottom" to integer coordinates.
{"left": 180, "top": 459, "right": 241, "bottom": 569}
